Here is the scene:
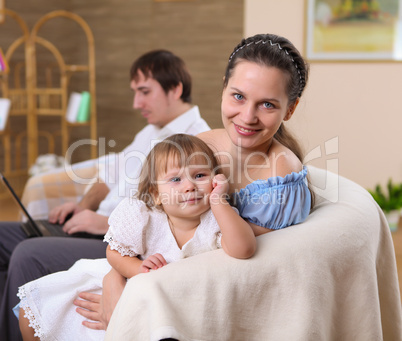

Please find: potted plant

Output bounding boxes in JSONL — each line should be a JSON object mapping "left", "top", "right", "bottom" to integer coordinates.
{"left": 369, "top": 179, "right": 402, "bottom": 232}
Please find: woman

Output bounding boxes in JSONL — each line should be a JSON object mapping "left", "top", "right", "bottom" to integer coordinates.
{"left": 104, "top": 33, "right": 402, "bottom": 340}
{"left": 198, "top": 33, "right": 312, "bottom": 236}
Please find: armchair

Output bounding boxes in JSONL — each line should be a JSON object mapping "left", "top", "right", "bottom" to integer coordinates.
{"left": 105, "top": 166, "right": 402, "bottom": 340}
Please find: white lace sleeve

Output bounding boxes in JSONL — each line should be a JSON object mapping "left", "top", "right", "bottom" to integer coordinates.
{"left": 104, "top": 197, "right": 150, "bottom": 257}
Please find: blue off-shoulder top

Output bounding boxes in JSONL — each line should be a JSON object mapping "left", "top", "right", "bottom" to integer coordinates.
{"left": 231, "top": 166, "right": 311, "bottom": 230}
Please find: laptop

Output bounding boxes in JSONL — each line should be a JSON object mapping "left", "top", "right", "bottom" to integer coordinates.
{"left": 1, "top": 171, "right": 96, "bottom": 238}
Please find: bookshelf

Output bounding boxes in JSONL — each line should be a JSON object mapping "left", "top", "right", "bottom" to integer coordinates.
{"left": 0, "top": 8, "right": 30, "bottom": 197}
{"left": 0, "top": 8, "right": 97, "bottom": 197}
{"left": 28, "top": 10, "right": 97, "bottom": 165}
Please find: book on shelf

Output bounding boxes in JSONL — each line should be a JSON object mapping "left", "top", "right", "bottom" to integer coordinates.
{"left": 65, "top": 92, "right": 82, "bottom": 123}
{"left": 76, "top": 91, "right": 91, "bottom": 122}
{"left": 65, "top": 91, "right": 91, "bottom": 123}
{"left": 0, "top": 48, "right": 9, "bottom": 73}
{"left": 0, "top": 98, "right": 11, "bottom": 131}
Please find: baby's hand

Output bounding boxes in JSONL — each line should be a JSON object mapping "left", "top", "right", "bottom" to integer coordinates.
{"left": 140, "top": 253, "right": 167, "bottom": 273}
{"left": 210, "top": 174, "right": 229, "bottom": 205}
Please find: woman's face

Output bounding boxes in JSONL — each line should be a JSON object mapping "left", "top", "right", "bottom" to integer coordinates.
{"left": 221, "top": 61, "right": 293, "bottom": 153}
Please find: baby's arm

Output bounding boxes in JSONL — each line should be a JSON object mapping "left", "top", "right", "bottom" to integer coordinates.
{"left": 106, "top": 246, "right": 167, "bottom": 278}
{"left": 19, "top": 308, "right": 36, "bottom": 341}
{"left": 210, "top": 174, "right": 256, "bottom": 259}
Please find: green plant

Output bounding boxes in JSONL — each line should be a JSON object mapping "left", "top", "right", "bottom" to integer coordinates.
{"left": 369, "top": 179, "right": 402, "bottom": 213}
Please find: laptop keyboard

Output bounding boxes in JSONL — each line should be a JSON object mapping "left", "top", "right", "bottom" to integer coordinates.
{"left": 21, "top": 219, "right": 104, "bottom": 239}
{"left": 36, "top": 220, "right": 67, "bottom": 236}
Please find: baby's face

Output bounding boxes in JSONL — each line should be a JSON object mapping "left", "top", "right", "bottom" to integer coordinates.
{"left": 156, "top": 163, "right": 213, "bottom": 219}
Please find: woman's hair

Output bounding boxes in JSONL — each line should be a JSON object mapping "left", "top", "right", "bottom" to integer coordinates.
{"left": 225, "top": 33, "right": 308, "bottom": 105}
{"left": 137, "top": 134, "right": 220, "bottom": 209}
{"left": 130, "top": 49, "right": 192, "bottom": 103}
{"left": 224, "top": 33, "right": 314, "bottom": 207}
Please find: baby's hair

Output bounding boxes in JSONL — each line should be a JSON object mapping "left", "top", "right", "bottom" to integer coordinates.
{"left": 137, "top": 134, "right": 220, "bottom": 209}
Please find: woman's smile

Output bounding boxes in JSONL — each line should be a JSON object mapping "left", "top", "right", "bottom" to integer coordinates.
{"left": 234, "top": 123, "right": 260, "bottom": 136}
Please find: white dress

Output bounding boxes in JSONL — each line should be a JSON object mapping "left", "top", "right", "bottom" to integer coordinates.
{"left": 17, "top": 197, "right": 222, "bottom": 341}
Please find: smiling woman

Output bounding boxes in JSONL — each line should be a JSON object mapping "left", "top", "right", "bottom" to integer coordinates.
{"left": 105, "top": 33, "right": 402, "bottom": 340}
{"left": 198, "top": 33, "right": 312, "bottom": 238}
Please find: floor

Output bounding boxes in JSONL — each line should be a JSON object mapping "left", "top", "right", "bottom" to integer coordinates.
{"left": 1, "top": 196, "right": 402, "bottom": 301}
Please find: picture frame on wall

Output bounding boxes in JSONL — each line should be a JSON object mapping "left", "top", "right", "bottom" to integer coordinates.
{"left": 305, "top": 0, "right": 402, "bottom": 61}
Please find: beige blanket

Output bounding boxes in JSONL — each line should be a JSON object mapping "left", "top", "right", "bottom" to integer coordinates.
{"left": 21, "top": 161, "right": 97, "bottom": 220}
{"left": 105, "top": 166, "right": 402, "bottom": 341}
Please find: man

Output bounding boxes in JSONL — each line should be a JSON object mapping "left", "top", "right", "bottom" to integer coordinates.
{"left": 0, "top": 49, "right": 210, "bottom": 341}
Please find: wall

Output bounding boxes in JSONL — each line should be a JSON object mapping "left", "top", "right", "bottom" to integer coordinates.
{"left": 1, "top": 0, "right": 243, "bottom": 164}
{"left": 4, "top": 0, "right": 398, "bottom": 190}
{"left": 245, "top": 0, "right": 402, "bottom": 190}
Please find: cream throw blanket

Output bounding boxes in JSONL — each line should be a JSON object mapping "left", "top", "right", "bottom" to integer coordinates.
{"left": 105, "top": 166, "right": 402, "bottom": 341}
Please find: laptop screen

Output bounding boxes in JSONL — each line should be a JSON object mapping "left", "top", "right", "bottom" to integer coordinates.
{"left": 0, "top": 172, "right": 38, "bottom": 227}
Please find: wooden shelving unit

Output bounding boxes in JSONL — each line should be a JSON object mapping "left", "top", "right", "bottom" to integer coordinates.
{"left": 0, "top": 8, "right": 30, "bottom": 197}
{"left": 0, "top": 8, "right": 97, "bottom": 197}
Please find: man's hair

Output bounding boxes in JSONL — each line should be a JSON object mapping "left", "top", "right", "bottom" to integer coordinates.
{"left": 130, "top": 50, "right": 192, "bottom": 103}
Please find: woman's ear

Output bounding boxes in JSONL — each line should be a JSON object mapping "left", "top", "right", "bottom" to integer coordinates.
{"left": 284, "top": 98, "right": 300, "bottom": 121}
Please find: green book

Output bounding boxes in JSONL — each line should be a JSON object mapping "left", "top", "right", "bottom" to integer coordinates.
{"left": 76, "top": 91, "right": 91, "bottom": 122}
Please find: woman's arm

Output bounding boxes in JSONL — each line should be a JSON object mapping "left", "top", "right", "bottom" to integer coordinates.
{"left": 210, "top": 174, "right": 256, "bottom": 259}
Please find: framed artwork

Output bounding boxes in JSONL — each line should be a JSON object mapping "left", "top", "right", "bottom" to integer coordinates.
{"left": 305, "top": 0, "right": 402, "bottom": 61}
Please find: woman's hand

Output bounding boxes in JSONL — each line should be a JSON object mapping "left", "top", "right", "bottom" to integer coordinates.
{"left": 74, "top": 292, "right": 106, "bottom": 330}
{"left": 140, "top": 253, "right": 167, "bottom": 273}
{"left": 74, "top": 269, "right": 126, "bottom": 330}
